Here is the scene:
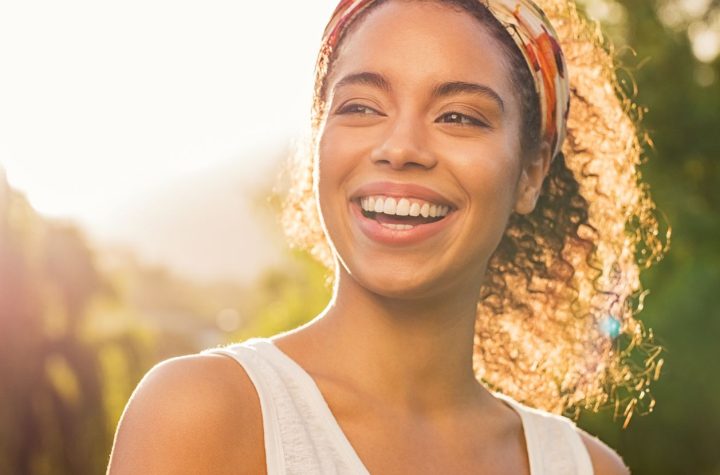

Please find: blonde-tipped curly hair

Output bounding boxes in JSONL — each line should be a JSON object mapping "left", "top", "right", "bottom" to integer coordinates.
{"left": 279, "top": 0, "right": 669, "bottom": 426}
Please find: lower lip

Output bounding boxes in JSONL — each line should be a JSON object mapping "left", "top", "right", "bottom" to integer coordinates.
{"left": 349, "top": 200, "right": 457, "bottom": 246}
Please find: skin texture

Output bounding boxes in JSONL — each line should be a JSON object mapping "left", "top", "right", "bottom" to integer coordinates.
{"left": 107, "top": 354, "right": 265, "bottom": 475}
{"left": 107, "top": 1, "right": 630, "bottom": 473}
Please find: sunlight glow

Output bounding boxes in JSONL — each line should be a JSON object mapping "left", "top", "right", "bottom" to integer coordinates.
{"left": 0, "top": 0, "right": 337, "bottom": 229}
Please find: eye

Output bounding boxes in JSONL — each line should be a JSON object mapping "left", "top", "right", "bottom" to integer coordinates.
{"left": 335, "top": 103, "right": 383, "bottom": 116}
{"left": 436, "top": 112, "right": 488, "bottom": 128}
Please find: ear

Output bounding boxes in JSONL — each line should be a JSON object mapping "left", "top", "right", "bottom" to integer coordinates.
{"left": 514, "top": 141, "right": 552, "bottom": 215}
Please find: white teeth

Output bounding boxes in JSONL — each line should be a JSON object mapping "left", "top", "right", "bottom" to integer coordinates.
{"left": 396, "top": 198, "right": 410, "bottom": 216}
{"left": 374, "top": 198, "right": 384, "bottom": 213}
{"left": 380, "top": 222, "right": 414, "bottom": 230}
{"left": 359, "top": 195, "right": 452, "bottom": 218}
{"left": 409, "top": 202, "right": 421, "bottom": 217}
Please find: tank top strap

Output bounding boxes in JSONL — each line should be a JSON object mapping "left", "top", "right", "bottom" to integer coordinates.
{"left": 494, "top": 393, "right": 594, "bottom": 475}
{"left": 202, "top": 338, "right": 369, "bottom": 475}
{"left": 201, "top": 340, "right": 287, "bottom": 474}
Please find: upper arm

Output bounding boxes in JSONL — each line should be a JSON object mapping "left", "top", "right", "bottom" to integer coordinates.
{"left": 106, "top": 353, "right": 265, "bottom": 475}
{"left": 577, "top": 427, "right": 631, "bottom": 475}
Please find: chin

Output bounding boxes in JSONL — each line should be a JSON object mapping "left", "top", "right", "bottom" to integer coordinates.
{"left": 343, "top": 258, "right": 453, "bottom": 301}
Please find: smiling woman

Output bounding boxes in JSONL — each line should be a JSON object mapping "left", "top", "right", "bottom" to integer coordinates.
{"left": 107, "top": 1, "right": 665, "bottom": 474}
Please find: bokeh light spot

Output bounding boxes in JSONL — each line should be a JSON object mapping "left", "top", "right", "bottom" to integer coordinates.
{"left": 600, "top": 315, "right": 622, "bottom": 339}
{"left": 216, "top": 308, "right": 243, "bottom": 333}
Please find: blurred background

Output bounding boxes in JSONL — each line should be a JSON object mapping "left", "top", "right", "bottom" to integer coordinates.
{"left": 0, "top": 0, "right": 718, "bottom": 473}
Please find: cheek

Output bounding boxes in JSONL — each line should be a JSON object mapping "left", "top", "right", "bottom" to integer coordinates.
{"left": 316, "top": 125, "right": 373, "bottom": 197}
{"left": 442, "top": 138, "right": 520, "bottom": 205}
{"left": 315, "top": 127, "right": 364, "bottom": 233}
{"left": 316, "top": 128, "right": 346, "bottom": 204}
{"left": 443, "top": 142, "right": 521, "bottom": 259}
{"left": 471, "top": 159, "right": 518, "bottom": 203}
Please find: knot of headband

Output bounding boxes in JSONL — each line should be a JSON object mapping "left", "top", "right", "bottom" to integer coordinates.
{"left": 322, "top": 0, "right": 571, "bottom": 160}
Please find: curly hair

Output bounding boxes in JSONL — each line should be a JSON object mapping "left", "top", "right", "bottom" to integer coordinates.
{"left": 278, "top": 0, "right": 669, "bottom": 426}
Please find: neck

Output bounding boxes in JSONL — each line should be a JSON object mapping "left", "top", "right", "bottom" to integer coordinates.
{"left": 299, "top": 263, "right": 491, "bottom": 415}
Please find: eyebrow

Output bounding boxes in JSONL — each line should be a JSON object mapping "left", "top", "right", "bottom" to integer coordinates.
{"left": 432, "top": 81, "right": 505, "bottom": 113}
{"left": 332, "top": 72, "right": 505, "bottom": 114}
{"left": 332, "top": 72, "right": 391, "bottom": 94}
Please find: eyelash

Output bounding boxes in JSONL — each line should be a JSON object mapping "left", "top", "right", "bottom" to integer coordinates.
{"left": 436, "top": 112, "right": 488, "bottom": 128}
{"left": 335, "top": 103, "right": 382, "bottom": 115}
{"left": 335, "top": 103, "right": 488, "bottom": 128}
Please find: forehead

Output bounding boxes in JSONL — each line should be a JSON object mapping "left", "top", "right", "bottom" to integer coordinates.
{"left": 328, "top": 1, "right": 513, "bottom": 99}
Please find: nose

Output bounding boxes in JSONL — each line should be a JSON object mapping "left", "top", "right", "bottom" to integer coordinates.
{"left": 370, "top": 113, "right": 437, "bottom": 170}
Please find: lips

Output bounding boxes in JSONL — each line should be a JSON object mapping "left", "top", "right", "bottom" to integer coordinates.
{"left": 345, "top": 181, "right": 460, "bottom": 245}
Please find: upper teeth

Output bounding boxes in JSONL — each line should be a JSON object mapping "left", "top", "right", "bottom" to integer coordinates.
{"left": 359, "top": 196, "right": 450, "bottom": 218}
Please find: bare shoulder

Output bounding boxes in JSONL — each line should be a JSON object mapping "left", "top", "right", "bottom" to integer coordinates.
{"left": 576, "top": 426, "right": 631, "bottom": 475}
{"left": 107, "top": 352, "right": 265, "bottom": 475}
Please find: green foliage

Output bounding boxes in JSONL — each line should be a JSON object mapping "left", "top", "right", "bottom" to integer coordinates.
{"left": 0, "top": 173, "right": 260, "bottom": 474}
{"left": 573, "top": 1, "right": 720, "bottom": 473}
{"left": 0, "top": 176, "right": 112, "bottom": 474}
{"left": 233, "top": 249, "right": 332, "bottom": 340}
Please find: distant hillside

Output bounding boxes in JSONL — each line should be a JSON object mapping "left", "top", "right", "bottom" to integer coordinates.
{"left": 86, "top": 143, "right": 294, "bottom": 285}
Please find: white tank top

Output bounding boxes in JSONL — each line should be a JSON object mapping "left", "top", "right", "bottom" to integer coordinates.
{"left": 201, "top": 338, "right": 594, "bottom": 475}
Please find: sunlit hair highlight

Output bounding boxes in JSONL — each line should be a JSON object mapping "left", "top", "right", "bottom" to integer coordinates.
{"left": 279, "top": 0, "right": 668, "bottom": 426}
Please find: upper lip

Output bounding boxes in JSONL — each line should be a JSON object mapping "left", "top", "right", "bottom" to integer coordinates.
{"left": 349, "top": 181, "right": 457, "bottom": 209}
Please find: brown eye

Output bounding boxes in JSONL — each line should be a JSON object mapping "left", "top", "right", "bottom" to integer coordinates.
{"left": 336, "top": 103, "right": 382, "bottom": 115}
{"left": 437, "top": 112, "right": 487, "bottom": 127}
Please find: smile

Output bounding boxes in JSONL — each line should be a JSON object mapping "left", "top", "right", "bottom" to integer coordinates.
{"left": 361, "top": 196, "right": 450, "bottom": 219}
{"left": 350, "top": 197, "right": 456, "bottom": 245}
{"left": 358, "top": 195, "right": 450, "bottom": 230}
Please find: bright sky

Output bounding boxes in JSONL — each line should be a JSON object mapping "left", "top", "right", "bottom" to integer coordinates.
{"left": 0, "top": 0, "right": 336, "bottom": 231}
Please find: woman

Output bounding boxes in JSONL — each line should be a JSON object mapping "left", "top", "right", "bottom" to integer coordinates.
{"left": 108, "top": 0, "right": 665, "bottom": 473}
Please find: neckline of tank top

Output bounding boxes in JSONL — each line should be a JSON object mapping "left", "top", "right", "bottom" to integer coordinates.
{"left": 243, "top": 337, "right": 540, "bottom": 475}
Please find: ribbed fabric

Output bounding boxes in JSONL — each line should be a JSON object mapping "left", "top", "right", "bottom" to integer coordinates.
{"left": 201, "top": 338, "right": 594, "bottom": 475}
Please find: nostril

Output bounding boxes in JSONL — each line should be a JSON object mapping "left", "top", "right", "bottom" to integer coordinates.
{"left": 370, "top": 141, "right": 437, "bottom": 170}
{"left": 374, "top": 159, "right": 433, "bottom": 171}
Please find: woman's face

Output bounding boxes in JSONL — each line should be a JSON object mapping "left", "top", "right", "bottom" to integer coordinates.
{"left": 316, "top": 0, "right": 544, "bottom": 299}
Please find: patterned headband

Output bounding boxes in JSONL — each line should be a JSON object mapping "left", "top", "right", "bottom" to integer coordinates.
{"left": 321, "top": 0, "right": 571, "bottom": 160}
